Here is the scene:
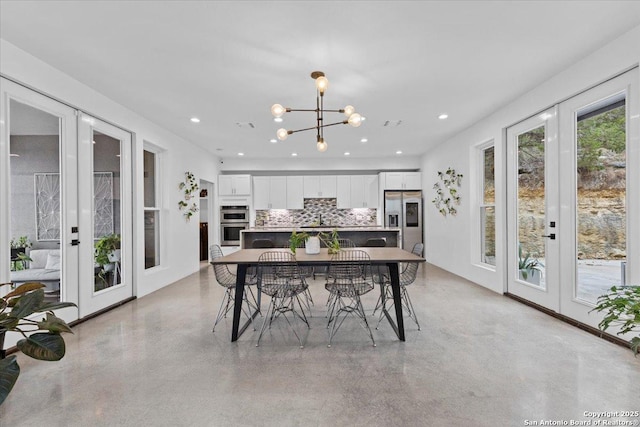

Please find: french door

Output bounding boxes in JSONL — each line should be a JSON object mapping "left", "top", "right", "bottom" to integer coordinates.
{"left": 77, "top": 113, "right": 133, "bottom": 316}
{"left": 1, "top": 78, "right": 133, "bottom": 325}
{"left": 1, "top": 78, "right": 79, "bottom": 327}
{"left": 507, "top": 69, "right": 639, "bottom": 331}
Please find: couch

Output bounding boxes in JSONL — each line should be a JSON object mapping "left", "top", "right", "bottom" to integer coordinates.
{"left": 10, "top": 249, "right": 61, "bottom": 292}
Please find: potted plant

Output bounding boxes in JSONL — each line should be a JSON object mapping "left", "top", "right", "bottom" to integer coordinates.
{"left": 319, "top": 229, "right": 341, "bottom": 254}
{"left": 0, "top": 282, "right": 77, "bottom": 405}
{"left": 10, "top": 236, "right": 32, "bottom": 271}
{"left": 591, "top": 285, "right": 640, "bottom": 355}
{"left": 288, "top": 230, "right": 309, "bottom": 254}
{"left": 94, "top": 234, "right": 121, "bottom": 280}
{"left": 518, "top": 243, "right": 541, "bottom": 284}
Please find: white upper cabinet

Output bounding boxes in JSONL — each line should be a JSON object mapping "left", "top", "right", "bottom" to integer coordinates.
{"left": 303, "top": 175, "right": 337, "bottom": 198}
{"left": 336, "top": 176, "right": 351, "bottom": 208}
{"left": 380, "top": 172, "right": 421, "bottom": 190}
{"left": 253, "top": 176, "right": 287, "bottom": 209}
{"left": 219, "top": 174, "right": 251, "bottom": 196}
{"left": 336, "top": 175, "right": 379, "bottom": 208}
{"left": 286, "top": 176, "right": 304, "bottom": 209}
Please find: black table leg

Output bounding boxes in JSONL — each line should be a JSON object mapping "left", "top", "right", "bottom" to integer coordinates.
{"left": 382, "top": 262, "right": 405, "bottom": 341}
{"left": 231, "top": 263, "right": 261, "bottom": 341}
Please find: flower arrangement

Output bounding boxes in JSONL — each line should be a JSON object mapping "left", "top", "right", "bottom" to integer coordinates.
{"left": 178, "top": 171, "right": 199, "bottom": 221}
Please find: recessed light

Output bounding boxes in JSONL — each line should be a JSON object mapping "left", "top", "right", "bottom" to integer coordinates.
{"left": 273, "top": 117, "right": 283, "bottom": 123}
{"left": 10, "top": 153, "right": 20, "bottom": 157}
{"left": 396, "top": 150, "right": 402, "bottom": 155}
{"left": 438, "top": 114, "right": 448, "bottom": 120}
{"left": 360, "top": 138, "right": 368, "bottom": 143}
{"left": 269, "top": 139, "right": 277, "bottom": 144}
{"left": 360, "top": 116, "right": 366, "bottom": 121}
{"left": 190, "top": 117, "right": 200, "bottom": 123}
{"left": 238, "top": 152, "right": 244, "bottom": 156}
{"left": 344, "top": 152, "right": 350, "bottom": 156}
{"left": 291, "top": 153, "right": 297, "bottom": 157}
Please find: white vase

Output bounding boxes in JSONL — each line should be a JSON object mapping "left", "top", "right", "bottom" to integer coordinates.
{"left": 305, "top": 236, "right": 320, "bottom": 254}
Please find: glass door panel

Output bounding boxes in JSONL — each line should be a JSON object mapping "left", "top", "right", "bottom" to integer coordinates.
{"left": 78, "top": 113, "right": 132, "bottom": 317}
{"left": 575, "top": 95, "right": 626, "bottom": 304}
{"left": 1, "top": 78, "right": 79, "bottom": 337}
{"left": 506, "top": 107, "right": 560, "bottom": 311}
{"left": 559, "top": 68, "right": 638, "bottom": 329}
{"left": 517, "top": 125, "right": 547, "bottom": 288}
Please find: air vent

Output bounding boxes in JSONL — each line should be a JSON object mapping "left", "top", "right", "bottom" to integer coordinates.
{"left": 383, "top": 120, "right": 403, "bottom": 127}
{"left": 235, "top": 122, "right": 255, "bottom": 129}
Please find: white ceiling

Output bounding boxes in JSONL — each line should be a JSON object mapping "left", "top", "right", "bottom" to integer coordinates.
{"left": 1, "top": 1, "right": 639, "bottom": 161}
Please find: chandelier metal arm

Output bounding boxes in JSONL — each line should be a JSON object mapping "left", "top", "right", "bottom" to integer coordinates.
{"left": 287, "top": 120, "right": 349, "bottom": 135}
{"left": 286, "top": 108, "right": 345, "bottom": 113}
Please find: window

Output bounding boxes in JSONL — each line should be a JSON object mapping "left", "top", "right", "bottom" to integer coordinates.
{"left": 480, "top": 144, "right": 495, "bottom": 266}
{"left": 143, "top": 148, "right": 161, "bottom": 269}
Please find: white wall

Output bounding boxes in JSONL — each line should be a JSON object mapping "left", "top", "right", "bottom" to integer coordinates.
{"left": 421, "top": 25, "right": 640, "bottom": 294}
{"left": 1, "top": 40, "right": 221, "bottom": 298}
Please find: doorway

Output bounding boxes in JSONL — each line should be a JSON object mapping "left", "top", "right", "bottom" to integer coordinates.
{"left": 1, "top": 78, "right": 133, "bottom": 324}
{"left": 506, "top": 69, "right": 639, "bottom": 331}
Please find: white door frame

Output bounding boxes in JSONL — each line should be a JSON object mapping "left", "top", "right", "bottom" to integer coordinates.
{"left": 558, "top": 68, "right": 639, "bottom": 327}
{"left": 0, "top": 78, "right": 80, "bottom": 333}
{"left": 506, "top": 106, "right": 560, "bottom": 311}
{"left": 78, "top": 112, "right": 133, "bottom": 317}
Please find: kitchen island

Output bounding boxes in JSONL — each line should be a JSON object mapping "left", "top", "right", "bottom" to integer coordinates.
{"left": 241, "top": 227, "right": 400, "bottom": 248}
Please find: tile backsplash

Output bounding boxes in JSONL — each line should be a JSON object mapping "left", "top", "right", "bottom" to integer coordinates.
{"left": 256, "top": 198, "right": 377, "bottom": 227}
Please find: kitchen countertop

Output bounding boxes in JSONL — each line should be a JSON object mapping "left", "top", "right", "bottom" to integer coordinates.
{"left": 244, "top": 226, "right": 400, "bottom": 232}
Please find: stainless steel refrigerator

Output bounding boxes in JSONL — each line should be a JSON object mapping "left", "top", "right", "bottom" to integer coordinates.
{"left": 384, "top": 190, "right": 423, "bottom": 250}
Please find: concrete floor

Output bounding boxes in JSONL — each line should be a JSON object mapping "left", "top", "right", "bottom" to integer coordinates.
{"left": 1, "top": 263, "right": 638, "bottom": 426}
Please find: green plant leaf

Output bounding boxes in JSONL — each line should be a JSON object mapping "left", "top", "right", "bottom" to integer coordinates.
{"left": 0, "top": 355, "right": 20, "bottom": 406}
{"left": 17, "top": 332, "right": 66, "bottom": 361}
{"left": 37, "top": 301, "right": 77, "bottom": 312}
{"left": 9, "top": 289, "right": 45, "bottom": 319}
{"left": 2, "top": 282, "right": 45, "bottom": 300}
{"left": 37, "top": 313, "right": 74, "bottom": 334}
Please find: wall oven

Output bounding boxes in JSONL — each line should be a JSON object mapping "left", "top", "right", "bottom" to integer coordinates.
{"left": 220, "top": 206, "right": 249, "bottom": 246}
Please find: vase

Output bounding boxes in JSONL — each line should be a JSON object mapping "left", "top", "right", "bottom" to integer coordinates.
{"left": 305, "top": 236, "right": 320, "bottom": 254}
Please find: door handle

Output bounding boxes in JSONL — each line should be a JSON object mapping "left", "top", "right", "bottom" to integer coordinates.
{"left": 542, "top": 234, "right": 556, "bottom": 240}
{"left": 71, "top": 239, "right": 80, "bottom": 246}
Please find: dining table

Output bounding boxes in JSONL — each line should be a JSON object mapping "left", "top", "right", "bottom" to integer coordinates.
{"left": 209, "top": 247, "right": 426, "bottom": 342}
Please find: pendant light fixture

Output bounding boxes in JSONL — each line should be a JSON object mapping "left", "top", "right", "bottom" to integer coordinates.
{"left": 271, "top": 71, "right": 362, "bottom": 152}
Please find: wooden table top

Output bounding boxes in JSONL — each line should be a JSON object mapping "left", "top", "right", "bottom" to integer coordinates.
{"left": 210, "top": 247, "right": 425, "bottom": 264}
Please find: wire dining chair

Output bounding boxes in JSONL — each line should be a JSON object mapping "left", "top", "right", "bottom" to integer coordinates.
{"left": 210, "top": 244, "right": 259, "bottom": 333}
{"left": 256, "top": 251, "right": 310, "bottom": 348}
{"left": 325, "top": 249, "right": 376, "bottom": 347}
{"left": 373, "top": 243, "right": 423, "bottom": 331}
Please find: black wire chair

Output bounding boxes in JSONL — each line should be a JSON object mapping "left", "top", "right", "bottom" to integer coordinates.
{"left": 210, "top": 244, "right": 259, "bottom": 333}
{"left": 373, "top": 243, "right": 423, "bottom": 331}
{"left": 256, "top": 251, "right": 310, "bottom": 348}
{"left": 325, "top": 249, "right": 376, "bottom": 347}
{"left": 286, "top": 240, "right": 314, "bottom": 311}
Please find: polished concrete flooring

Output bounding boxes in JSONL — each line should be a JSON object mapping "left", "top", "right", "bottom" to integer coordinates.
{"left": 1, "top": 263, "right": 639, "bottom": 426}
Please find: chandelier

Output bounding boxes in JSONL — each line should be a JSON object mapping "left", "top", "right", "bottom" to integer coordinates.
{"left": 271, "top": 71, "right": 362, "bottom": 152}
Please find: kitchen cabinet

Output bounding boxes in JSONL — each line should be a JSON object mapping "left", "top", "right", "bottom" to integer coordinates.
{"left": 336, "top": 176, "right": 351, "bottom": 208}
{"left": 286, "top": 176, "right": 304, "bottom": 209}
{"left": 303, "top": 175, "right": 337, "bottom": 198}
{"left": 253, "top": 176, "right": 287, "bottom": 209}
{"left": 381, "top": 172, "right": 421, "bottom": 190}
{"left": 336, "top": 175, "right": 379, "bottom": 208}
{"left": 219, "top": 174, "right": 251, "bottom": 196}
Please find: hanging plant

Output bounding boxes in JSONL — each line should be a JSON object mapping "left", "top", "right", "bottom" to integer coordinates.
{"left": 432, "top": 167, "right": 463, "bottom": 216}
{"left": 178, "top": 171, "right": 199, "bottom": 221}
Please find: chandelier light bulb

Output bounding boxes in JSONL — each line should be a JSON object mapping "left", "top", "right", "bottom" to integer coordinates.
{"left": 348, "top": 113, "right": 362, "bottom": 128}
{"left": 343, "top": 105, "right": 355, "bottom": 117}
{"left": 276, "top": 128, "right": 289, "bottom": 141}
{"left": 316, "top": 138, "right": 328, "bottom": 152}
{"left": 271, "top": 104, "right": 285, "bottom": 118}
{"left": 315, "top": 76, "right": 329, "bottom": 94}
